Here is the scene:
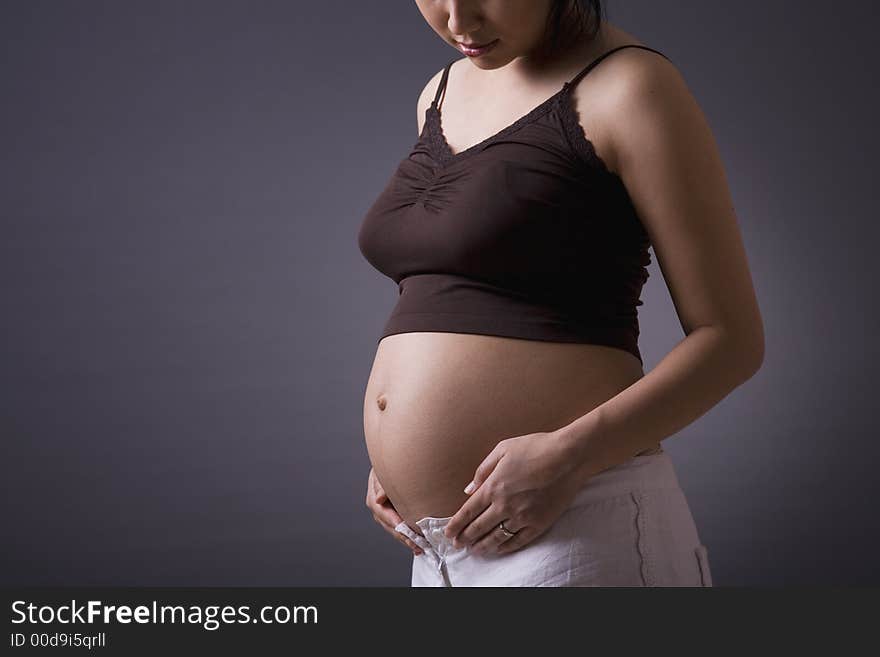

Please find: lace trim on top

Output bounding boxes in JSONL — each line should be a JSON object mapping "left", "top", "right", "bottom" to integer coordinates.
{"left": 423, "top": 83, "right": 611, "bottom": 175}
{"left": 421, "top": 44, "right": 673, "bottom": 172}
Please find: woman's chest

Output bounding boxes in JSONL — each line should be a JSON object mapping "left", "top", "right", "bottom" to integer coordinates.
{"left": 358, "top": 138, "right": 626, "bottom": 284}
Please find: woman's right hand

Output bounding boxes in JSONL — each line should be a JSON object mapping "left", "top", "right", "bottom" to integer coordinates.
{"left": 365, "top": 467, "right": 424, "bottom": 556}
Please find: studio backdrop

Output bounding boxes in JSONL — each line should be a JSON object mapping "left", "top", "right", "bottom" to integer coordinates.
{"left": 1, "top": 0, "right": 877, "bottom": 586}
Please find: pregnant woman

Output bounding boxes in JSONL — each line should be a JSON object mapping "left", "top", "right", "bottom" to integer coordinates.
{"left": 359, "top": 1, "right": 763, "bottom": 586}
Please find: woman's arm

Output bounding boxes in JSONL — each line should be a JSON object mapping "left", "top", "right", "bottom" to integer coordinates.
{"left": 557, "top": 50, "right": 765, "bottom": 483}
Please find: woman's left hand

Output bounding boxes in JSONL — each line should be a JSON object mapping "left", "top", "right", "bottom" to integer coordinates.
{"left": 442, "top": 430, "right": 584, "bottom": 556}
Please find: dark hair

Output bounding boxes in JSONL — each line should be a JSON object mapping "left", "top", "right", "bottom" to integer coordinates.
{"left": 537, "top": 0, "right": 605, "bottom": 60}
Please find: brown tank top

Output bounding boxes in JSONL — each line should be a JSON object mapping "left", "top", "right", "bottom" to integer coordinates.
{"left": 358, "top": 44, "right": 671, "bottom": 366}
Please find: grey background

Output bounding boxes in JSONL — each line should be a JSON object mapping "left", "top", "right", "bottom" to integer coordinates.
{"left": 2, "top": 0, "right": 877, "bottom": 586}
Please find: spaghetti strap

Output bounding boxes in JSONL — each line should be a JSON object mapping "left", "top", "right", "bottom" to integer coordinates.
{"left": 432, "top": 60, "right": 455, "bottom": 109}
{"left": 565, "top": 44, "right": 671, "bottom": 89}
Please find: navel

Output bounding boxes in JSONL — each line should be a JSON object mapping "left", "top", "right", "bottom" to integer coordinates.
{"left": 376, "top": 394, "right": 387, "bottom": 411}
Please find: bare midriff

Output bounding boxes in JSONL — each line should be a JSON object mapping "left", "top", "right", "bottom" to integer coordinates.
{"left": 363, "top": 332, "right": 661, "bottom": 533}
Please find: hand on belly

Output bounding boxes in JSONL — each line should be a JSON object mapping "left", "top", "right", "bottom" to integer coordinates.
{"left": 366, "top": 394, "right": 505, "bottom": 527}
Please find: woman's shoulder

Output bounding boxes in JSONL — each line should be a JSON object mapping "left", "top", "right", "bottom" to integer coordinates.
{"left": 415, "top": 57, "right": 466, "bottom": 134}
{"left": 568, "top": 41, "right": 686, "bottom": 175}
{"left": 418, "top": 56, "right": 465, "bottom": 103}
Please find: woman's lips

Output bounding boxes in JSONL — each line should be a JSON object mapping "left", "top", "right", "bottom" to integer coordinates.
{"left": 457, "top": 39, "right": 499, "bottom": 57}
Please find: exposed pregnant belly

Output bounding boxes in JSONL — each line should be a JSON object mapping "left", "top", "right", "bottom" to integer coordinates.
{"left": 363, "top": 332, "right": 661, "bottom": 530}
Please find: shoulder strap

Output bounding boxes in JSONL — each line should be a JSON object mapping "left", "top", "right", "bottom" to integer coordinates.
{"left": 565, "top": 45, "right": 671, "bottom": 89}
{"left": 432, "top": 60, "right": 455, "bottom": 109}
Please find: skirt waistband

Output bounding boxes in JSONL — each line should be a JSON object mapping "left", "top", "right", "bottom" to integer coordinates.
{"left": 568, "top": 450, "right": 681, "bottom": 510}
